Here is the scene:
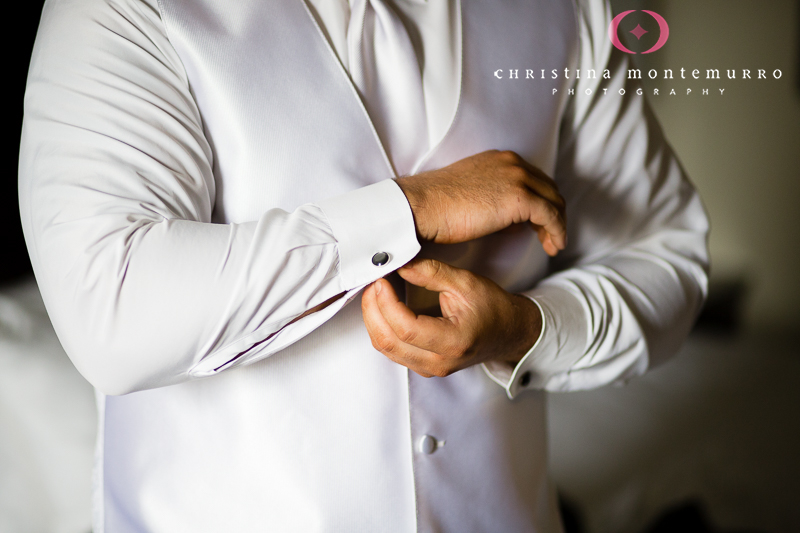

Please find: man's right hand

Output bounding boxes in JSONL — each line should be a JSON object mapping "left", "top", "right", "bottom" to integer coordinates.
{"left": 395, "top": 150, "right": 567, "bottom": 256}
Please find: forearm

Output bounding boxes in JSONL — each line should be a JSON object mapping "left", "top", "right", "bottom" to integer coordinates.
{"left": 23, "top": 178, "right": 418, "bottom": 394}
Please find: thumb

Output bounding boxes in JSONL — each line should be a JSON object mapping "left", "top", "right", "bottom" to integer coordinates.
{"left": 397, "top": 259, "right": 470, "bottom": 294}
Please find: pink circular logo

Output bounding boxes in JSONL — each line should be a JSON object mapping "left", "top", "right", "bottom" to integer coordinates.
{"left": 609, "top": 10, "right": 670, "bottom": 54}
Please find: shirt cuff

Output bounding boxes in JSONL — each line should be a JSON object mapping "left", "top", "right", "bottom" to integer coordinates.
{"left": 314, "top": 179, "right": 421, "bottom": 289}
{"left": 482, "top": 283, "right": 587, "bottom": 399}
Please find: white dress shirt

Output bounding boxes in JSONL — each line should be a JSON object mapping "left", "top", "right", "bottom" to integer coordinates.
{"left": 19, "top": 0, "right": 709, "bottom": 530}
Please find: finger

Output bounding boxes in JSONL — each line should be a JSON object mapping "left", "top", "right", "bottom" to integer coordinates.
{"left": 510, "top": 160, "right": 567, "bottom": 229}
{"left": 524, "top": 172, "right": 566, "bottom": 211}
{"left": 543, "top": 234, "right": 558, "bottom": 257}
{"left": 518, "top": 159, "right": 559, "bottom": 191}
{"left": 396, "top": 259, "right": 471, "bottom": 295}
{"left": 362, "top": 282, "right": 444, "bottom": 373}
{"left": 534, "top": 225, "right": 559, "bottom": 257}
{"left": 524, "top": 193, "right": 567, "bottom": 251}
{"left": 505, "top": 157, "right": 565, "bottom": 209}
{"left": 373, "top": 276, "right": 463, "bottom": 355}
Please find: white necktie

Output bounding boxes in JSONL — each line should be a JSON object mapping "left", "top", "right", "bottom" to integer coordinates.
{"left": 347, "top": 0, "right": 429, "bottom": 176}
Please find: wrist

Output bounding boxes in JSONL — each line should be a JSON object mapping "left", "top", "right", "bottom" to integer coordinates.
{"left": 504, "top": 294, "right": 543, "bottom": 367}
{"left": 394, "top": 176, "right": 432, "bottom": 241}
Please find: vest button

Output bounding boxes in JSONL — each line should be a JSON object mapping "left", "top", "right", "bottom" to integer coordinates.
{"left": 371, "top": 252, "right": 390, "bottom": 266}
{"left": 419, "top": 435, "right": 438, "bottom": 455}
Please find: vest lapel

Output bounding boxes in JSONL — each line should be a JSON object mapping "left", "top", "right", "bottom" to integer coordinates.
{"left": 159, "top": 0, "right": 395, "bottom": 220}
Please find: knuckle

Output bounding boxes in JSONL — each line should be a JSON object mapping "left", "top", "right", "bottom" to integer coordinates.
{"left": 549, "top": 204, "right": 565, "bottom": 230}
{"left": 370, "top": 337, "right": 383, "bottom": 351}
{"left": 508, "top": 165, "right": 528, "bottom": 183}
{"left": 546, "top": 201, "right": 559, "bottom": 221}
{"left": 499, "top": 150, "right": 522, "bottom": 165}
{"left": 430, "top": 259, "right": 444, "bottom": 276}
{"left": 395, "top": 323, "right": 417, "bottom": 344}
{"left": 459, "top": 272, "right": 480, "bottom": 295}
{"left": 415, "top": 258, "right": 436, "bottom": 278}
{"left": 373, "top": 334, "right": 396, "bottom": 354}
{"left": 534, "top": 197, "right": 558, "bottom": 224}
{"left": 432, "top": 366, "right": 452, "bottom": 378}
{"left": 427, "top": 260, "right": 446, "bottom": 283}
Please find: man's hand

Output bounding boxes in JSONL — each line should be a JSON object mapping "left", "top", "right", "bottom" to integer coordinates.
{"left": 395, "top": 150, "right": 567, "bottom": 256}
{"left": 361, "top": 259, "right": 542, "bottom": 377}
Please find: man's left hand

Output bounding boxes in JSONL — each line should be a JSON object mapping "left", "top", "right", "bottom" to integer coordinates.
{"left": 362, "top": 259, "right": 542, "bottom": 377}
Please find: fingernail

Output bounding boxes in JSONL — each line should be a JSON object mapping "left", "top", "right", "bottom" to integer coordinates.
{"left": 375, "top": 281, "right": 382, "bottom": 295}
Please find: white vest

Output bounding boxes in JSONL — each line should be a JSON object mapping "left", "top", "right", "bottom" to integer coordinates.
{"left": 101, "top": 1, "right": 578, "bottom": 531}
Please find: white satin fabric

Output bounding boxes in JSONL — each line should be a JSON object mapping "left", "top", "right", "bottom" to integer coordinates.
{"left": 19, "top": 0, "right": 709, "bottom": 531}
{"left": 346, "top": 0, "right": 429, "bottom": 174}
{"left": 308, "top": 0, "right": 459, "bottom": 153}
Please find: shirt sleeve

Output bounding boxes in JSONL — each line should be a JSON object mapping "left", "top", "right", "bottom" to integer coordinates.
{"left": 18, "top": 0, "right": 420, "bottom": 395}
{"left": 482, "top": 0, "right": 710, "bottom": 399}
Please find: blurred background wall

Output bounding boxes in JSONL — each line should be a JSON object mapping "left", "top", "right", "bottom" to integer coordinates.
{"left": 3, "top": 4, "right": 95, "bottom": 533}
{"left": 548, "top": 2, "right": 800, "bottom": 532}
{"left": 2, "top": 1, "right": 799, "bottom": 532}
{"left": 630, "top": 0, "right": 800, "bottom": 331}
